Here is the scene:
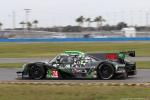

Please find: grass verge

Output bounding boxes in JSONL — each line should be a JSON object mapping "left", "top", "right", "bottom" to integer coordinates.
{"left": 137, "top": 61, "right": 150, "bottom": 69}
{"left": 0, "top": 63, "right": 23, "bottom": 68}
{"left": 0, "top": 84, "right": 149, "bottom": 100}
{"left": 0, "top": 42, "right": 150, "bottom": 58}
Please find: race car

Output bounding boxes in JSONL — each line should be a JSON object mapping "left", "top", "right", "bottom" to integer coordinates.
{"left": 17, "top": 51, "right": 136, "bottom": 80}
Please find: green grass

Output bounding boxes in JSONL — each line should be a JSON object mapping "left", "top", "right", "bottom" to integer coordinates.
{"left": 0, "top": 61, "right": 149, "bottom": 69}
{"left": 0, "top": 42, "right": 150, "bottom": 58}
{"left": 0, "top": 63, "right": 23, "bottom": 68}
{"left": 137, "top": 61, "right": 150, "bottom": 69}
{"left": 0, "top": 84, "right": 149, "bottom": 100}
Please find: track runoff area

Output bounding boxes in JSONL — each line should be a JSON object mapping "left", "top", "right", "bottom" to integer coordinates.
{"left": 0, "top": 41, "right": 150, "bottom": 85}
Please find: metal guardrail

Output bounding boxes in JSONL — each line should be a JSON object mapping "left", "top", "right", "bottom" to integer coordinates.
{"left": 0, "top": 37, "right": 150, "bottom": 42}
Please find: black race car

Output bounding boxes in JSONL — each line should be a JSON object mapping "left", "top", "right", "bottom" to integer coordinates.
{"left": 17, "top": 51, "right": 136, "bottom": 80}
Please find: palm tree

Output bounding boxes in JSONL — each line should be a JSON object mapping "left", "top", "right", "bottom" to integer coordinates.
{"left": 94, "top": 16, "right": 105, "bottom": 30}
{"left": 33, "top": 20, "right": 38, "bottom": 28}
{"left": 85, "top": 18, "right": 92, "bottom": 27}
{"left": 76, "top": 16, "right": 85, "bottom": 27}
{"left": 26, "top": 22, "right": 32, "bottom": 30}
{"left": 20, "top": 21, "right": 26, "bottom": 29}
{"left": 0, "top": 22, "right": 3, "bottom": 30}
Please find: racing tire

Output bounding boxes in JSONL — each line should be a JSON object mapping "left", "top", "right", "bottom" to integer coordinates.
{"left": 122, "top": 70, "right": 128, "bottom": 79}
{"left": 97, "top": 63, "right": 115, "bottom": 80}
{"left": 29, "top": 64, "right": 46, "bottom": 80}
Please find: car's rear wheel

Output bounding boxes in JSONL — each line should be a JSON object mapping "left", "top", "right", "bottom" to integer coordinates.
{"left": 122, "top": 69, "right": 128, "bottom": 79}
{"left": 97, "top": 63, "right": 114, "bottom": 80}
{"left": 29, "top": 64, "right": 46, "bottom": 80}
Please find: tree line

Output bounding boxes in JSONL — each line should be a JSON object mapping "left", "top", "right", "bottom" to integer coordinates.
{"left": 76, "top": 16, "right": 105, "bottom": 28}
{"left": 19, "top": 20, "right": 39, "bottom": 30}
{"left": 0, "top": 20, "right": 39, "bottom": 30}
{"left": 1, "top": 15, "right": 150, "bottom": 32}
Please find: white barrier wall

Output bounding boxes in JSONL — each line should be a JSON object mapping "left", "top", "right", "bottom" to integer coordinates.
{"left": 121, "top": 27, "right": 136, "bottom": 37}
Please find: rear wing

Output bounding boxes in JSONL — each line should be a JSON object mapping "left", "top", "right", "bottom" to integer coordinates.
{"left": 120, "top": 51, "right": 135, "bottom": 57}
{"left": 87, "top": 51, "right": 135, "bottom": 61}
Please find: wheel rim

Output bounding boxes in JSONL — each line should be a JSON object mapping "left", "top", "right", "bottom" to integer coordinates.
{"left": 100, "top": 65, "right": 114, "bottom": 79}
{"left": 30, "top": 65, "right": 43, "bottom": 79}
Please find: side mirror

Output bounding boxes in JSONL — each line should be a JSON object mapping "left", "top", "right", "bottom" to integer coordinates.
{"left": 56, "top": 58, "right": 61, "bottom": 62}
{"left": 52, "top": 62, "right": 56, "bottom": 65}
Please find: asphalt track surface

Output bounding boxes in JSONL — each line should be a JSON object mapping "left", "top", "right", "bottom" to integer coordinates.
{"left": 0, "top": 57, "right": 149, "bottom": 83}
{"left": 0, "top": 68, "right": 149, "bottom": 83}
{"left": 0, "top": 57, "right": 150, "bottom": 63}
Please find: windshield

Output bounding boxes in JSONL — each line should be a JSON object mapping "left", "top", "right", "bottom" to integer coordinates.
{"left": 49, "top": 55, "right": 74, "bottom": 64}
{"left": 49, "top": 56, "right": 58, "bottom": 63}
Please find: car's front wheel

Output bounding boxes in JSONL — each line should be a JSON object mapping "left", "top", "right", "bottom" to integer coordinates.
{"left": 97, "top": 63, "right": 115, "bottom": 80}
{"left": 29, "top": 64, "right": 46, "bottom": 80}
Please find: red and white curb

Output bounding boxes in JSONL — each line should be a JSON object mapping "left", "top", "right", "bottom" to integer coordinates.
{"left": 0, "top": 81, "right": 149, "bottom": 86}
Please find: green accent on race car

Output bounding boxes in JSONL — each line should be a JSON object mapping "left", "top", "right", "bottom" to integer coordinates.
{"left": 118, "top": 53, "right": 125, "bottom": 59}
{"left": 47, "top": 69, "right": 51, "bottom": 78}
{"left": 64, "top": 51, "right": 85, "bottom": 57}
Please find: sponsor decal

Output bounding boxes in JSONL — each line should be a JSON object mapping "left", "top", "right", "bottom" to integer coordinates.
{"left": 51, "top": 70, "right": 58, "bottom": 78}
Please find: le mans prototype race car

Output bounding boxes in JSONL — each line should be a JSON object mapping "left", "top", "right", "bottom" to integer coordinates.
{"left": 17, "top": 51, "right": 136, "bottom": 80}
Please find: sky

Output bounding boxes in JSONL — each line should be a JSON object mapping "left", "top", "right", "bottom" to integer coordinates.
{"left": 0, "top": 0, "right": 150, "bottom": 28}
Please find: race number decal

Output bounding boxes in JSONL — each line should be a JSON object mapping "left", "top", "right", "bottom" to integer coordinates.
{"left": 51, "top": 70, "right": 58, "bottom": 78}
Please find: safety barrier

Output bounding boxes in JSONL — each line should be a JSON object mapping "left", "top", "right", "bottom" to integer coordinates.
{"left": 0, "top": 37, "right": 150, "bottom": 42}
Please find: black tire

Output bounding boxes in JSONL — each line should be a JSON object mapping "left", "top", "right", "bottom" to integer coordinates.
{"left": 122, "top": 70, "right": 128, "bottom": 79}
{"left": 97, "top": 63, "right": 115, "bottom": 80}
{"left": 29, "top": 64, "right": 46, "bottom": 80}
